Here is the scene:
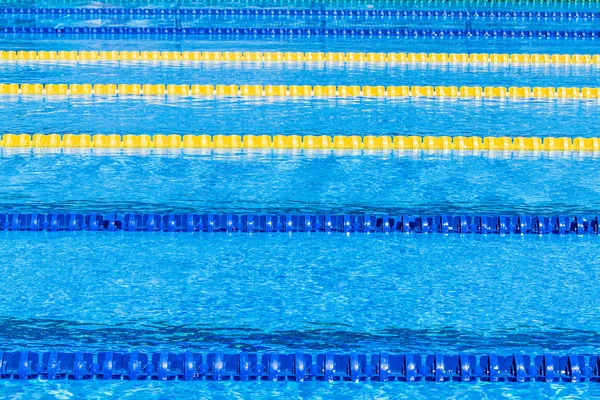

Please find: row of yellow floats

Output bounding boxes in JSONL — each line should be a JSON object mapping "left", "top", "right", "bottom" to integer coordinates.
{"left": 1, "top": 134, "right": 598, "bottom": 151}
{"left": 0, "top": 83, "right": 598, "bottom": 98}
{"left": 1, "top": 50, "right": 599, "bottom": 65}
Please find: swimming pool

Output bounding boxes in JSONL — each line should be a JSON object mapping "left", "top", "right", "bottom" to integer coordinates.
{"left": 1, "top": 0, "right": 600, "bottom": 398}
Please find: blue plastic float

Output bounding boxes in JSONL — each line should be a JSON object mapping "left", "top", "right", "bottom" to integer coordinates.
{"left": 0, "top": 351, "right": 597, "bottom": 383}
{"left": 0, "top": 213, "right": 597, "bottom": 234}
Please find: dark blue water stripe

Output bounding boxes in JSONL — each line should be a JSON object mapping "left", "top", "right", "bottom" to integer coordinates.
{"left": 1, "top": 26, "right": 600, "bottom": 38}
{"left": 1, "top": 213, "right": 596, "bottom": 235}
{"left": 0, "top": 350, "right": 595, "bottom": 382}
{"left": 0, "top": 8, "right": 599, "bottom": 19}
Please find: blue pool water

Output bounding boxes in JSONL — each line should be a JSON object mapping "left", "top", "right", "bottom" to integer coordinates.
{"left": 4, "top": 35, "right": 600, "bottom": 54}
{"left": 0, "top": 380, "right": 596, "bottom": 399}
{"left": 1, "top": 233, "right": 600, "bottom": 397}
{"left": 1, "top": 152, "right": 600, "bottom": 215}
{"left": 2, "top": 232, "right": 600, "bottom": 353}
{"left": 4, "top": 12, "right": 600, "bottom": 32}
{"left": 2, "top": 97, "right": 600, "bottom": 137}
{"left": 5, "top": 61, "right": 600, "bottom": 88}
{"left": 2, "top": 1, "right": 600, "bottom": 398}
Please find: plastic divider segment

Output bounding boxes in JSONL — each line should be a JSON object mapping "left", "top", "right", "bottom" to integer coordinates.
{"left": 93, "top": 84, "right": 116, "bottom": 95}
{"left": 0, "top": 351, "right": 598, "bottom": 382}
{"left": 0, "top": 213, "right": 598, "bottom": 234}
{"left": 3, "top": 135, "right": 600, "bottom": 152}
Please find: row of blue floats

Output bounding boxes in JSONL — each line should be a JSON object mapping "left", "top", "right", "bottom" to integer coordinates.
{"left": 0, "top": 8, "right": 595, "bottom": 19}
{"left": 2, "top": 26, "right": 600, "bottom": 37}
{"left": 0, "top": 213, "right": 597, "bottom": 234}
{"left": 0, "top": 351, "right": 598, "bottom": 382}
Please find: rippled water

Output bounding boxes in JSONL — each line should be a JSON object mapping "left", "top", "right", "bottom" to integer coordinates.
{"left": 1, "top": 379, "right": 598, "bottom": 399}
{"left": 3, "top": 13, "right": 600, "bottom": 32}
{"left": 1, "top": 97, "right": 600, "bottom": 137}
{"left": 3, "top": 35, "right": 600, "bottom": 55}
{"left": 3, "top": 62, "right": 600, "bottom": 88}
{"left": 1, "top": 2, "right": 599, "bottom": 399}
{"left": 0, "top": 152, "right": 599, "bottom": 215}
{"left": 1, "top": 233, "right": 599, "bottom": 354}
{"left": 2, "top": 0, "right": 600, "bottom": 13}
{"left": 2, "top": 379, "right": 600, "bottom": 399}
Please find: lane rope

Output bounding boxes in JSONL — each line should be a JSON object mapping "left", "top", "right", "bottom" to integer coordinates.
{"left": 0, "top": 0, "right": 592, "bottom": 8}
{"left": 0, "top": 350, "right": 595, "bottom": 382}
{"left": 2, "top": 50, "right": 600, "bottom": 66}
{"left": 0, "top": 83, "right": 599, "bottom": 100}
{"left": 1, "top": 8, "right": 600, "bottom": 18}
{"left": 1, "top": 134, "right": 598, "bottom": 151}
{"left": 1, "top": 26, "right": 599, "bottom": 38}
{"left": 0, "top": 213, "right": 597, "bottom": 234}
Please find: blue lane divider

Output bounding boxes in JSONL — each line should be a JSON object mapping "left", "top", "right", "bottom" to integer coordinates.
{"left": 0, "top": 351, "right": 597, "bottom": 382}
{"left": 0, "top": 8, "right": 598, "bottom": 19}
{"left": 1, "top": 26, "right": 599, "bottom": 38}
{"left": 0, "top": 213, "right": 597, "bottom": 234}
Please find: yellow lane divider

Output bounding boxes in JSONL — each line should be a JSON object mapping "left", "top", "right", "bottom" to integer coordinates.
{"left": 1, "top": 50, "right": 600, "bottom": 65}
{"left": 1, "top": 134, "right": 598, "bottom": 151}
{"left": 1, "top": 83, "right": 600, "bottom": 99}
